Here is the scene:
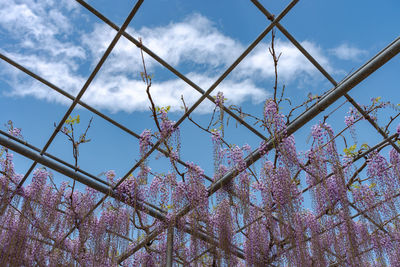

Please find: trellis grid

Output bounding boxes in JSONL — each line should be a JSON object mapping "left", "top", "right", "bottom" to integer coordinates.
{"left": 1, "top": 0, "right": 400, "bottom": 265}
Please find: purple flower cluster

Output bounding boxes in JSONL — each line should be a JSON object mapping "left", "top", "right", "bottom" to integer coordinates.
{"left": 244, "top": 208, "right": 271, "bottom": 266}
{"left": 105, "top": 170, "right": 116, "bottom": 185}
{"left": 185, "top": 161, "right": 204, "bottom": 178}
{"left": 3, "top": 98, "right": 400, "bottom": 266}
{"left": 172, "top": 179, "right": 208, "bottom": 213}
{"left": 278, "top": 135, "right": 299, "bottom": 170}
{"left": 264, "top": 100, "right": 286, "bottom": 134}
{"left": 115, "top": 175, "right": 145, "bottom": 205}
{"left": 170, "top": 163, "right": 209, "bottom": 216}
{"left": 311, "top": 123, "right": 326, "bottom": 144}
{"left": 211, "top": 129, "right": 222, "bottom": 144}
{"left": 149, "top": 175, "right": 163, "bottom": 201}
{"left": 215, "top": 91, "right": 224, "bottom": 107}
{"left": 139, "top": 129, "right": 152, "bottom": 155}
{"left": 160, "top": 110, "right": 176, "bottom": 138}
{"left": 344, "top": 107, "right": 358, "bottom": 128}
{"left": 390, "top": 147, "right": 400, "bottom": 184}
{"left": 367, "top": 151, "right": 398, "bottom": 200}
{"left": 6, "top": 120, "right": 23, "bottom": 139}
{"left": 212, "top": 199, "right": 233, "bottom": 259}
{"left": 26, "top": 168, "right": 48, "bottom": 198}
{"left": 352, "top": 184, "right": 379, "bottom": 212}
{"left": 229, "top": 145, "right": 246, "bottom": 172}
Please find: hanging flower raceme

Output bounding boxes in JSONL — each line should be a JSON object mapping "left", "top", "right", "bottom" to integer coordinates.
{"left": 6, "top": 120, "right": 23, "bottom": 139}
{"left": 139, "top": 129, "right": 152, "bottom": 155}
{"left": 367, "top": 150, "right": 400, "bottom": 223}
{"left": 263, "top": 160, "right": 301, "bottom": 209}
{"left": 367, "top": 151, "right": 399, "bottom": 204}
{"left": 390, "top": 146, "right": 400, "bottom": 184}
{"left": 172, "top": 162, "right": 208, "bottom": 219}
{"left": 215, "top": 91, "right": 224, "bottom": 108}
{"left": 244, "top": 207, "right": 273, "bottom": 266}
{"left": 138, "top": 129, "right": 152, "bottom": 184}
{"left": 115, "top": 175, "right": 146, "bottom": 206}
{"left": 212, "top": 130, "right": 224, "bottom": 173}
{"left": 160, "top": 110, "right": 176, "bottom": 139}
{"left": 302, "top": 211, "right": 327, "bottom": 266}
{"left": 25, "top": 168, "right": 48, "bottom": 199}
{"left": 212, "top": 198, "right": 235, "bottom": 264}
{"left": 264, "top": 99, "right": 286, "bottom": 135}
{"left": 229, "top": 145, "right": 246, "bottom": 173}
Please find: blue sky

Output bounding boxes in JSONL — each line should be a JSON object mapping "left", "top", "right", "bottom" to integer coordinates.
{"left": 1, "top": 0, "right": 400, "bottom": 195}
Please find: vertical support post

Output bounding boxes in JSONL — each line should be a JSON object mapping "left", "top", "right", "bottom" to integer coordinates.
{"left": 166, "top": 225, "right": 174, "bottom": 267}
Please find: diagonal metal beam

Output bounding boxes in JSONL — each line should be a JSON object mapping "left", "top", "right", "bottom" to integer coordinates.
{"left": 0, "top": 0, "right": 144, "bottom": 215}
{"left": 0, "top": 52, "right": 217, "bottom": 186}
{"left": 208, "top": 35, "right": 400, "bottom": 204}
{"left": 231, "top": 132, "right": 399, "bottom": 249}
{"left": 0, "top": 129, "right": 108, "bottom": 186}
{"left": 76, "top": 0, "right": 268, "bottom": 142}
{"left": 0, "top": 134, "right": 245, "bottom": 260}
{"left": 0, "top": 135, "right": 160, "bottom": 217}
{"left": 212, "top": 35, "right": 400, "bottom": 263}
{"left": 251, "top": 0, "right": 400, "bottom": 154}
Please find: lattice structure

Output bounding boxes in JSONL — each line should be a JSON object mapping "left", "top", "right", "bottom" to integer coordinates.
{"left": 1, "top": 0, "right": 400, "bottom": 266}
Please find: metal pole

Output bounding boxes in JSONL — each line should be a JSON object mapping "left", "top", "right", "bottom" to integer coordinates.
{"left": 0, "top": 134, "right": 245, "bottom": 261}
{"left": 181, "top": 35, "right": 400, "bottom": 218}
{"left": 0, "top": 53, "right": 218, "bottom": 186}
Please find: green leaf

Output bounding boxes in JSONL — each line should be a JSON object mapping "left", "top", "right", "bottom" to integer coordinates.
{"left": 343, "top": 144, "right": 357, "bottom": 156}
{"left": 372, "top": 96, "right": 381, "bottom": 104}
{"left": 65, "top": 115, "right": 73, "bottom": 124}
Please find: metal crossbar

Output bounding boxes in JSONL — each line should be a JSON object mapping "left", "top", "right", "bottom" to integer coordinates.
{"left": 0, "top": 0, "right": 399, "bottom": 265}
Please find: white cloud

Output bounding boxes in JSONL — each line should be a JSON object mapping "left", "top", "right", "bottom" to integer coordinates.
{"left": 82, "top": 72, "right": 268, "bottom": 114}
{"left": 237, "top": 40, "right": 333, "bottom": 81}
{"left": 0, "top": 2, "right": 337, "bottom": 114}
{"left": 81, "top": 14, "right": 244, "bottom": 75}
{"left": 330, "top": 43, "right": 367, "bottom": 61}
{"left": 2, "top": 52, "right": 85, "bottom": 99}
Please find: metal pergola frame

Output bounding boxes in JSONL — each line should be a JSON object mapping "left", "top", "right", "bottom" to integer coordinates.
{"left": 1, "top": 0, "right": 399, "bottom": 265}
